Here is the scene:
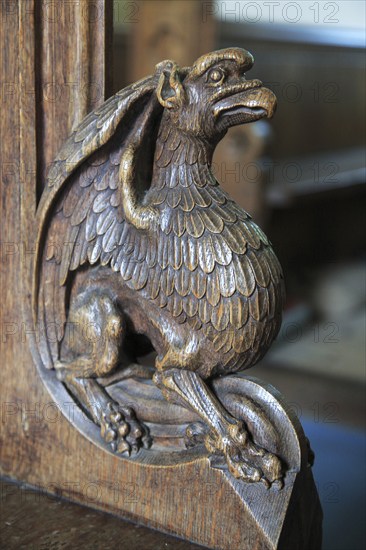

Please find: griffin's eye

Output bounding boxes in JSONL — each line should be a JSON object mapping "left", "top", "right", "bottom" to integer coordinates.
{"left": 208, "top": 68, "right": 225, "bottom": 84}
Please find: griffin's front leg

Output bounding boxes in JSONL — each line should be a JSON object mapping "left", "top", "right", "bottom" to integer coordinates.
{"left": 55, "top": 359, "right": 151, "bottom": 455}
{"left": 153, "top": 368, "right": 283, "bottom": 486}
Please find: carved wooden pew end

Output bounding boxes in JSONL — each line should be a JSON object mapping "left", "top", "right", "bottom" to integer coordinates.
{"left": 31, "top": 48, "right": 322, "bottom": 549}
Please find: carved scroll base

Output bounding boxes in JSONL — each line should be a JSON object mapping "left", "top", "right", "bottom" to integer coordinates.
{"left": 39, "top": 366, "right": 322, "bottom": 549}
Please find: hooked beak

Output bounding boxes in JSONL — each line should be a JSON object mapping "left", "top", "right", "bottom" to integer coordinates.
{"left": 213, "top": 80, "right": 277, "bottom": 124}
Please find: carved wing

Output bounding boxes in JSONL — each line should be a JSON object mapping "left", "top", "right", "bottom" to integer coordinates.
{"left": 34, "top": 73, "right": 162, "bottom": 368}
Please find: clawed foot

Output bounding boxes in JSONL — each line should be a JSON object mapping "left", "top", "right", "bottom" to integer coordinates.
{"left": 100, "top": 401, "right": 152, "bottom": 455}
{"left": 205, "top": 421, "right": 283, "bottom": 489}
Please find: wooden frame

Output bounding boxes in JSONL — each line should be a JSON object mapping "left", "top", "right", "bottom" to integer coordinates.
{"left": 1, "top": 3, "right": 322, "bottom": 548}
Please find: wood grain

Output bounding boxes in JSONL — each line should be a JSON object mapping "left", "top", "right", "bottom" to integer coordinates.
{"left": 34, "top": 0, "right": 112, "bottom": 193}
{"left": 0, "top": 477, "right": 204, "bottom": 549}
{"left": 0, "top": 3, "right": 321, "bottom": 549}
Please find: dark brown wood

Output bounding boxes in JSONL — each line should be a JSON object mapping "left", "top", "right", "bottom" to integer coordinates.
{"left": 0, "top": 478, "right": 204, "bottom": 549}
{"left": 29, "top": 44, "right": 321, "bottom": 547}
{"left": 32, "top": 46, "right": 284, "bottom": 483}
{"left": 35, "top": 0, "right": 113, "bottom": 193}
{"left": 1, "top": 4, "right": 322, "bottom": 549}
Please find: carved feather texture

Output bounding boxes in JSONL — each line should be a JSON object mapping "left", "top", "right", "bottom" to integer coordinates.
{"left": 35, "top": 75, "right": 284, "bottom": 371}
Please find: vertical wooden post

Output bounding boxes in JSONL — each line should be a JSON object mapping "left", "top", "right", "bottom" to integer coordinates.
{"left": 0, "top": 0, "right": 112, "bottom": 487}
{"left": 1, "top": 4, "right": 322, "bottom": 548}
{"left": 35, "top": 0, "right": 113, "bottom": 194}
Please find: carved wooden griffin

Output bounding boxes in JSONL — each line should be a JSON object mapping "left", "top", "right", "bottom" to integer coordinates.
{"left": 33, "top": 48, "right": 284, "bottom": 486}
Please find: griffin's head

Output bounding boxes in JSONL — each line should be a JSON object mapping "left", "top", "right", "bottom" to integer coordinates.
{"left": 155, "top": 47, "right": 277, "bottom": 142}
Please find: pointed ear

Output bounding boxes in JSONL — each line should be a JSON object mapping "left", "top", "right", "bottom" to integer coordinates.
{"left": 156, "top": 61, "right": 185, "bottom": 110}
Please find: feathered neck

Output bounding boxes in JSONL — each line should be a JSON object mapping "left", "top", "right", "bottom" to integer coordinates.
{"left": 150, "top": 116, "right": 216, "bottom": 190}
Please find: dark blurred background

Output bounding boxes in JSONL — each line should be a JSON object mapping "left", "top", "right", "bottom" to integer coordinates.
{"left": 112, "top": 2, "right": 365, "bottom": 548}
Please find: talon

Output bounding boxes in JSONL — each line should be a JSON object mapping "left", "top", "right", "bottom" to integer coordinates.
{"left": 143, "top": 436, "right": 152, "bottom": 449}
{"left": 207, "top": 420, "right": 284, "bottom": 485}
{"left": 262, "top": 452, "right": 282, "bottom": 482}
{"left": 205, "top": 433, "right": 219, "bottom": 455}
{"left": 227, "top": 455, "right": 262, "bottom": 482}
{"left": 235, "top": 432, "right": 248, "bottom": 445}
{"left": 131, "top": 426, "right": 142, "bottom": 438}
{"left": 100, "top": 402, "right": 150, "bottom": 455}
{"left": 122, "top": 406, "right": 133, "bottom": 417}
{"left": 110, "top": 411, "right": 122, "bottom": 423}
{"left": 117, "top": 439, "right": 130, "bottom": 454}
{"left": 118, "top": 422, "right": 129, "bottom": 437}
{"left": 261, "top": 478, "right": 271, "bottom": 489}
{"left": 250, "top": 468, "right": 261, "bottom": 483}
{"left": 100, "top": 421, "right": 106, "bottom": 439}
{"left": 272, "top": 479, "right": 284, "bottom": 491}
{"left": 186, "top": 426, "right": 195, "bottom": 438}
{"left": 104, "top": 428, "right": 117, "bottom": 443}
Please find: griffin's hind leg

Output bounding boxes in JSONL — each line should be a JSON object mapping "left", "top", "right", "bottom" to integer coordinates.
{"left": 154, "top": 368, "right": 282, "bottom": 487}
{"left": 56, "top": 289, "right": 151, "bottom": 454}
